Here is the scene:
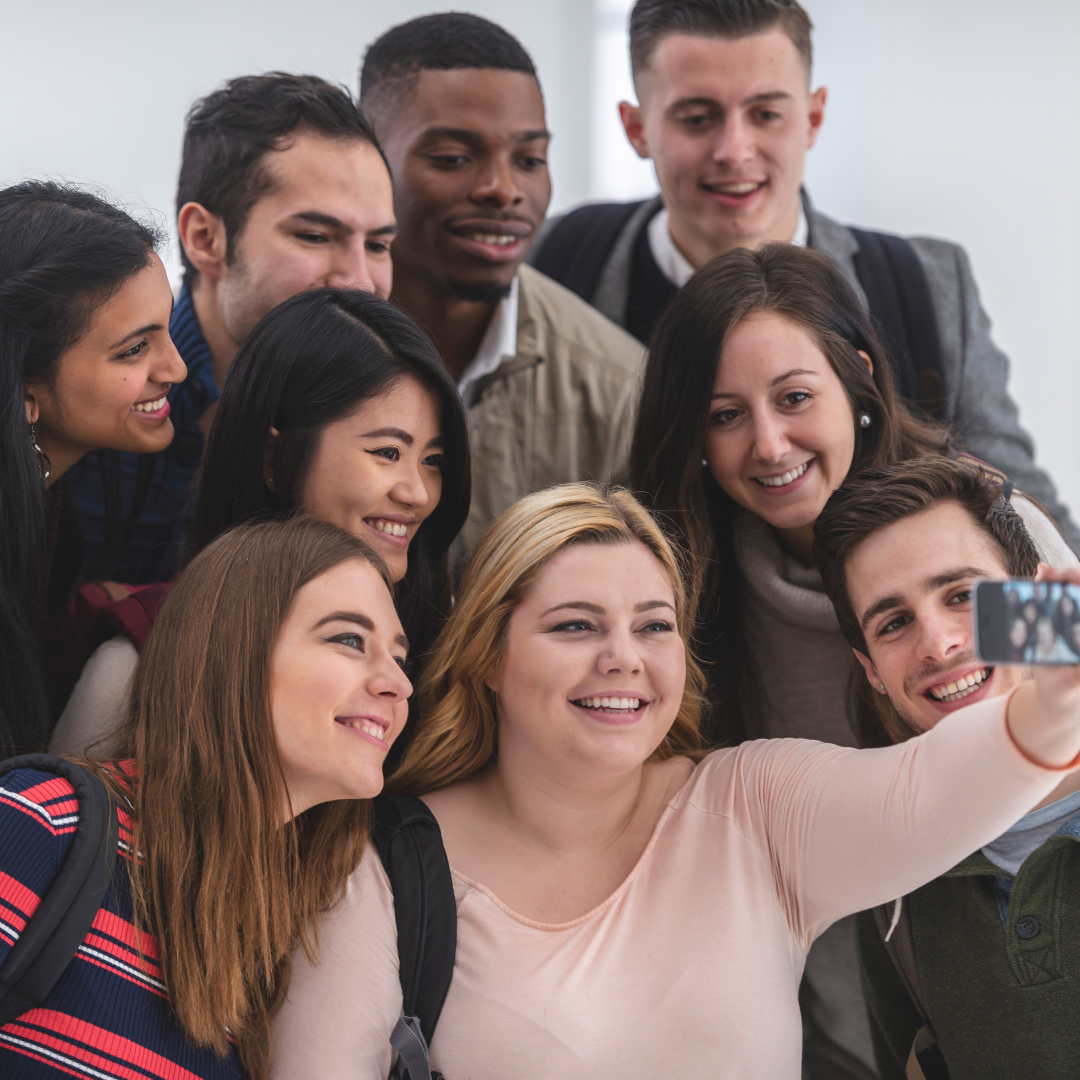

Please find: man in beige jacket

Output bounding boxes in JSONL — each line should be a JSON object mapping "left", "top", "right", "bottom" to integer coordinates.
{"left": 361, "top": 13, "right": 645, "bottom": 558}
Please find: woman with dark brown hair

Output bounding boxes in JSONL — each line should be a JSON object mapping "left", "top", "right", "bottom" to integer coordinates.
{"left": 630, "top": 242, "right": 1073, "bottom": 1074}
{"left": 0, "top": 515, "right": 412, "bottom": 1079}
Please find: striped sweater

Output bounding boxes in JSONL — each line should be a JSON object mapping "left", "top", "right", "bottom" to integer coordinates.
{"left": 0, "top": 764, "right": 245, "bottom": 1079}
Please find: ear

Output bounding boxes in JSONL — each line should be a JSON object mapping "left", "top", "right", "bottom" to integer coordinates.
{"left": 856, "top": 349, "right": 874, "bottom": 378}
{"left": 619, "top": 100, "right": 651, "bottom": 160}
{"left": 853, "top": 647, "right": 886, "bottom": 694}
{"left": 807, "top": 85, "right": 828, "bottom": 149}
{"left": 1034, "top": 561, "right": 1052, "bottom": 581}
{"left": 177, "top": 202, "right": 230, "bottom": 283}
{"left": 23, "top": 388, "right": 40, "bottom": 426}
{"left": 483, "top": 665, "right": 501, "bottom": 696}
{"left": 263, "top": 426, "right": 280, "bottom": 491}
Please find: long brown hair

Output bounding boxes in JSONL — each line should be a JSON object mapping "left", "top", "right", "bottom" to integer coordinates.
{"left": 631, "top": 243, "right": 949, "bottom": 743}
{"left": 389, "top": 484, "right": 705, "bottom": 796}
{"left": 97, "top": 516, "right": 391, "bottom": 1078}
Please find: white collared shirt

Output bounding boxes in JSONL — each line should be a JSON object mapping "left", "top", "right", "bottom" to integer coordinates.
{"left": 647, "top": 203, "right": 809, "bottom": 289}
{"left": 457, "top": 276, "right": 520, "bottom": 406}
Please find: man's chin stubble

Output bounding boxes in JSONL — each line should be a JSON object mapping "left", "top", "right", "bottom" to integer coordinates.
{"left": 447, "top": 278, "right": 514, "bottom": 305}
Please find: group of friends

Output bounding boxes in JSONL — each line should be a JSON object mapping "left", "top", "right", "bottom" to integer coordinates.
{"left": 2, "top": 3, "right": 1080, "bottom": 1080}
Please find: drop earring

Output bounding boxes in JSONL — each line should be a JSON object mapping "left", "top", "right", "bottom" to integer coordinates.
{"left": 29, "top": 422, "right": 50, "bottom": 481}
{"left": 859, "top": 413, "right": 872, "bottom": 428}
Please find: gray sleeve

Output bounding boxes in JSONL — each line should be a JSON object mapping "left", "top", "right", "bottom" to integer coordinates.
{"left": 911, "top": 237, "right": 1079, "bottom": 553}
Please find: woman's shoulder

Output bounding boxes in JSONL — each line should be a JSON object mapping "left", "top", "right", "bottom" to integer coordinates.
{"left": 0, "top": 765, "right": 81, "bottom": 967}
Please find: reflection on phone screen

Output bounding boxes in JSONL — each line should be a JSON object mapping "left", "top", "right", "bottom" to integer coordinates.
{"left": 1001, "top": 581, "right": 1080, "bottom": 664}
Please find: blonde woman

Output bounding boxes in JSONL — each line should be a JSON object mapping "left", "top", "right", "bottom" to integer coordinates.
{"left": 272, "top": 484, "right": 1080, "bottom": 1080}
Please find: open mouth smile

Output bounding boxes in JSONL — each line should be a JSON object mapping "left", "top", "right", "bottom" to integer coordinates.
{"left": 752, "top": 460, "right": 812, "bottom": 490}
{"left": 571, "top": 695, "right": 646, "bottom": 715}
{"left": 924, "top": 666, "right": 992, "bottom": 705}
{"left": 130, "top": 392, "right": 171, "bottom": 419}
{"left": 448, "top": 220, "right": 532, "bottom": 262}
{"left": 335, "top": 714, "right": 391, "bottom": 750}
{"left": 702, "top": 179, "right": 768, "bottom": 204}
{"left": 364, "top": 517, "right": 412, "bottom": 548}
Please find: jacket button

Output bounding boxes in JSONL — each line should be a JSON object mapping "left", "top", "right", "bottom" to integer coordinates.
{"left": 1016, "top": 916, "right": 1041, "bottom": 939}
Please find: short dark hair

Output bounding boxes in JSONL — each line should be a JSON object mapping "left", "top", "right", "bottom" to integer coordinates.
{"left": 629, "top": 0, "right": 813, "bottom": 82}
{"left": 360, "top": 13, "right": 538, "bottom": 123}
{"left": 176, "top": 73, "right": 384, "bottom": 289}
{"left": 814, "top": 457, "right": 1041, "bottom": 746}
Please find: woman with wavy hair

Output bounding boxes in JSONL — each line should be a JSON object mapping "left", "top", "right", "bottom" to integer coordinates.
{"left": 0, "top": 515, "right": 412, "bottom": 1079}
{"left": 273, "top": 482, "right": 1080, "bottom": 1080}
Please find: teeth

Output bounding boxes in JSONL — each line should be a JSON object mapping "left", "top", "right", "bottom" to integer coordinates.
{"left": 370, "top": 519, "right": 408, "bottom": 537}
{"left": 929, "top": 668, "right": 989, "bottom": 702}
{"left": 132, "top": 396, "right": 167, "bottom": 413}
{"left": 468, "top": 233, "right": 517, "bottom": 246}
{"left": 344, "top": 718, "right": 386, "bottom": 741}
{"left": 575, "top": 697, "right": 641, "bottom": 711}
{"left": 755, "top": 462, "right": 809, "bottom": 488}
{"left": 716, "top": 181, "right": 761, "bottom": 194}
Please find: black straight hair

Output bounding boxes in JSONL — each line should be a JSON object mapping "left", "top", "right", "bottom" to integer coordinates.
{"left": 0, "top": 180, "right": 160, "bottom": 756}
{"left": 631, "top": 243, "right": 948, "bottom": 745}
{"left": 189, "top": 287, "right": 470, "bottom": 670}
{"left": 176, "top": 73, "right": 386, "bottom": 289}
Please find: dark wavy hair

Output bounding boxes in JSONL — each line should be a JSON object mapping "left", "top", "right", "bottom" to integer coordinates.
{"left": 631, "top": 243, "right": 948, "bottom": 743}
{"left": 189, "top": 287, "right": 470, "bottom": 680}
{"left": 0, "top": 180, "right": 160, "bottom": 756}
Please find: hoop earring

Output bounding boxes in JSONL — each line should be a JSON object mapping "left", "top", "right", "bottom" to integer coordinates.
{"left": 29, "top": 423, "right": 50, "bottom": 481}
{"left": 859, "top": 413, "right": 872, "bottom": 429}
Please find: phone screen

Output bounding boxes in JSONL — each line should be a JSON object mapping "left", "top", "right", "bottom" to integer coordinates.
{"left": 975, "top": 580, "right": 1080, "bottom": 664}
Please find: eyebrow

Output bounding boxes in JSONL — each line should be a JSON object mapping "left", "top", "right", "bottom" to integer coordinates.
{"left": 859, "top": 565, "right": 992, "bottom": 633}
{"left": 314, "top": 610, "right": 409, "bottom": 651}
{"left": 289, "top": 211, "right": 398, "bottom": 238}
{"left": 540, "top": 599, "right": 676, "bottom": 616}
{"left": 669, "top": 90, "right": 794, "bottom": 112}
{"left": 711, "top": 368, "right": 818, "bottom": 400}
{"left": 108, "top": 323, "right": 164, "bottom": 351}
{"left": 361, "top": 427, "right": 413, "bottom": 444}
{"left": 420, "top": 126, "right": 551, "bottom": 145}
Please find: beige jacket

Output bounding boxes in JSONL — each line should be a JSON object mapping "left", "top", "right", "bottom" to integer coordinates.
{"left": 458, "top": 264, "right": 645, "bottom": 558}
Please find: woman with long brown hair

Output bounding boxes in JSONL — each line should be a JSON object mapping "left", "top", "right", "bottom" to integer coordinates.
{"left": 0, "top": 515, "right": 412, "bottom": 1079}
{"left": 273, "top": 483, "right": 1080, "bottom": 1080}
{"left": 630, "top": 242, "right": 1076, "bottom": 1073}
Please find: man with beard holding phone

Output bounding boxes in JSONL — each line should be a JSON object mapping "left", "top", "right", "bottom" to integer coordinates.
{"left": 360, "top": 13, "right": 645, "bottom": 560}
{"left": 815, "top": 456, "right": 1080, "bottom": 1080}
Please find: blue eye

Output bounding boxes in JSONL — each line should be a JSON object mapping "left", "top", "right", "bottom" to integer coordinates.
{"left": 550, "top": 620, "right": 593, "bottom": 633}
{"left": 329, "top": 632, "right": 365, "bottom": 652}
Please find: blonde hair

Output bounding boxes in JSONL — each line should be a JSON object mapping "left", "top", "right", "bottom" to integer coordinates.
{"left": 389, "top": 484, "right": 706, "bottom": 795}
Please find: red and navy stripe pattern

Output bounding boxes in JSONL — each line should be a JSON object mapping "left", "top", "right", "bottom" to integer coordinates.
{"left": 0, "top": 765, "right": 244, "bottom": 1079}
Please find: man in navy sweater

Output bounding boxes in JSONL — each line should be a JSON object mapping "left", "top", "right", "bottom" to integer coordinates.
{"left": 69, "top": 73, "right": 396, "bottom": 582}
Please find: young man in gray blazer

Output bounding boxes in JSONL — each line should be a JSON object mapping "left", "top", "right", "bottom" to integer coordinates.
{"left": 531, "top": 0, "right": 1078, "bottom": 555}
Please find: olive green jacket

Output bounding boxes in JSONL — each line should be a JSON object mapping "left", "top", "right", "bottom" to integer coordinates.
{"left": 858, "top": 816, "right": 1080, "bottom": 1080}
{"left": 457, "top": 264, "right": 646, "bottom": 560}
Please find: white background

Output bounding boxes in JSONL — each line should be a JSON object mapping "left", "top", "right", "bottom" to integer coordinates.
{"left": 2, "top": 0, "right": 1077, "bottom": 515}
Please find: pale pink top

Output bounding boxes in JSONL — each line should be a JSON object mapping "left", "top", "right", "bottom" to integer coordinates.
{"left": 271, "top": 695, "right": 1071, "bottom": 1080}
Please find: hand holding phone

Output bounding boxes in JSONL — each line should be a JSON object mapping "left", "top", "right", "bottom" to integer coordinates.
{"left": 976, "top": 577, "right": 1080, "bottom": 665}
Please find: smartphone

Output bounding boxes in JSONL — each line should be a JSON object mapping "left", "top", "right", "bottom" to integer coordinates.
{"left": 975, "top": 580, "right": 1080, "bottom": 664}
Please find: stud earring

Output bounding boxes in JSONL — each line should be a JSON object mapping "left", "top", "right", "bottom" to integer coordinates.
{"left": 878, "top": 683, "right": 886, "bottom": 692}
{"left": 859, "top": 413, "right": 872, "bottom": 428}
{"left": 701, "top": 459, "right": 708, "bottom": 468}
{"left": 29, "top": 422, "right": 50, "bottom": 481}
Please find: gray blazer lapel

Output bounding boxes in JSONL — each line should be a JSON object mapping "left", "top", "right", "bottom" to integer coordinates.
{"left": 803, "top": 192, "right": 869, "bottom": 309}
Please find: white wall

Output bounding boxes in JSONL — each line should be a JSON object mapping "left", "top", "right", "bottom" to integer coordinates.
{"left": 2, "top": 0, "right": 1077, "bottom": 515}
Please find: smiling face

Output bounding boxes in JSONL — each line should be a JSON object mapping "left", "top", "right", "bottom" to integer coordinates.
{"left": 623, "top": 30, "right": 825, "bottom": 266}
{"left": 486, "top": 541, "right": 687, "bottom": 782}
{"left": 377, "top": 68, "right": 551, "bottom": 300}
{"left": 846, "top": 500, "right": 1028, "bottom": 732}
{"left": 704, "top": 310, "right": 858, "bottom": 552}
{"left": 215, "top": 133, "right": 396, "bottom": 345}
{"left": 298, "top": 376, "right": 444, "bottom": 582}
{"left": 24, "top": 253, "right": 187, "bottom": 483}
{"left": 269, "top": 558, "right": 412, "bottom": 818}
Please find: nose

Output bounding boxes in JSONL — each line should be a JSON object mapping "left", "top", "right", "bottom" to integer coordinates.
{"left": 916, "top": 608, "right": 968, "bottom": 664}
{"left": 325, "top": 242, "right": 377, "bottom": 294}
{"left": 152, "top": 336, "right": 187, "bottom": 388}
{"left": 749, "top": 411, "right": 791, "bottom": 464}
{"left": 368, "top": 651, "right": 414, "bottom": 704}
{"left": 596, "top": 627, "right": 644, "bottom": 677}
{"left": 390, "top": 460, "right": 433, "bottom": 511}
{"left": 711, "top": 115, "right": 755, "bottom": 168}
{"left": 471, "top": 154, "right": 524, "bottom": 208}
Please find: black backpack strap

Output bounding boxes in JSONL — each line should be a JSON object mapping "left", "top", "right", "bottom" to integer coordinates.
{"left": 848, "top": 228, "right": 948, "bottom": 421}
{"left": 530, "top": 200, "right": 648, "bottom": 305}
{"left": 872, "top": 900, "right": 951, "bottom": 1080}
{"left": 372, "top": 793, "right": 456, "bottom": 1050}
{"left": 0, "top": 754, "right": 119, "bottom": 1027}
